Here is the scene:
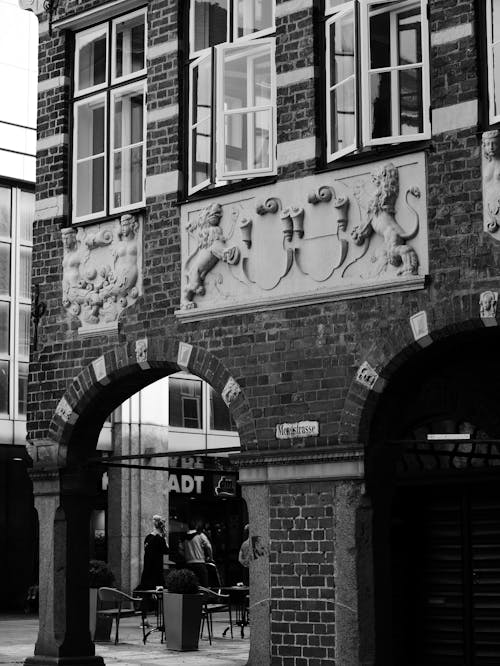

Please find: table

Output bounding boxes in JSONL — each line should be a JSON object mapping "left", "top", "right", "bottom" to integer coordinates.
{"left": 135, "top": 590, "right": 164, "bottom": 644}
{"left": 221, "top": 586, "right": 249, "bottom": 638}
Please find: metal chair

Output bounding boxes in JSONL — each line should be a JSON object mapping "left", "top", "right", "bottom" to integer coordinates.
{"left": 97, "top": 587, "right": 144, "bottom": 644}
{"left": 199, "top": 586, "right": 233, "bottom": 644}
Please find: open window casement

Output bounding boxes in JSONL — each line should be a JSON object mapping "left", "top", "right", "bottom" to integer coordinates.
{"left": 232, "top": 0, "right": 276, "bottom": 43}
{"left": 216, "top": 39, "right": 276, "bottom": 181}
{"left": 326, "top": 3, "right": 357, "bottom": 162}
{"left": 188, "top": 53, "right": 213, "bottom": 195}
{"left": 360, "top": 0, "right": 430, "bottom": 148}
{"left": 189, "top": 0, "right": 230, "bottom": 59}
{"left": 487, "top": 0, "right": 500, "bottom": 124}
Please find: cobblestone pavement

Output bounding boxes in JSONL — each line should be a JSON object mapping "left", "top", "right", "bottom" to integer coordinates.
{"left": 0, "top": 615, "right": 250, "bottom": 665}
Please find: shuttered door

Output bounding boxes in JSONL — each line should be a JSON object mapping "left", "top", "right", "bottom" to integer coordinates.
{"left": 471, "top": 494, "right": 500, "bottom": 665}
{"left": 393, "top": 485, "right": 500, "bottom": 666}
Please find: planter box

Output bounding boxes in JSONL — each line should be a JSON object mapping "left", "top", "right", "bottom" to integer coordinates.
{"left": 163, "top": 591, "right": 202, "bottom": 651}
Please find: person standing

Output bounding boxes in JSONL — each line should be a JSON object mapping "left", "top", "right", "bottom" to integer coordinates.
{"left": 238, "top": 524, "right": 250, "bottom": 585}
{"left": 137, "top": 514, "right": 169, "bottom": 590}
{"left": 178, "top": 520, "right": 213, "bottom": 587}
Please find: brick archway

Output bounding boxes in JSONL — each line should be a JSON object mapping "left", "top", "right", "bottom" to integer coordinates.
{"left": 338, "top": 316, "right": 487, "bottom": 448}
{"left": 45, "top": 336, "right": 256, "bottom": 467}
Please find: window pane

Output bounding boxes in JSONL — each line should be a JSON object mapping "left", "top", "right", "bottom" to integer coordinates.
{"left": 192, "top": 0, "right": 228, "bottom": 53}
{"left": 0, "top": 360, "right": 8, "bottom": 416}
{"left": 192, "top": 119, "right": 211, "bottom": 187}
{"left": 398, "top": 9, "right": 421, "bottom": 65}
{"left": 330, "top": 80, "right": 356, "bottom": 152}
{"left": 19, "top": 190, "right": 34, "bottom": 243}
{"left": 76, "top": 99, "right": 106, "bottom": 217}
{"left": 225, "top": 109, "right": 271, "bottom": 172}
{"left": 329, "top": 15, "right": 355, "bottom": 85}
{"left": 18, "top": 305, "right": 30, "bottom": 359}
{"left": 0, "top": 187, "right": 11, "bottom": 238}
{"left": 399, "top": 67, "right": 423, "bottom": 134}
{"left": 369, "top": 10, "right": 391, "bottom": 69}
{"left": 494, "top": 44, "right": 500, "bottom": 117}
{"left": 192, "top": 58, "right": 212, "bottom": 126}
{"left": 210, "top": 386, "right": 234, "bottom": 431}
{"left": 370, "top": 71, "right": 391, "bottom": 138}
{"left": 0, "top": 302, "right": 9, "bottom": 354}
{"left": 169, "top": 378, "right": 202, "bottom": 428}
{"left": 77, "top": 101, "right": 105, "bottom": 159}
{"left": 18, "top": 361, "right": 28, "bottom": 417}
{"left": 224, "top": 45, "right": 272, "bottom": 110}
{"left": 19, "top": 248, "right": 31, "bottom": 300}
{"left": 492, "top": 0, "right": 500, "bottom": 44}
{"left": 77, "top": 29, "right": 107, "bottom": 92}
{"left": 77, "top": 158, "right": 105, "bottom": 216}
{"left": 112, "top": 89, "right": 144, "bottom": 208}
{"left": 235, "top": 0, "right": 273, "bottom": 38}
{"left": 0, "top": 243, "right": 10, "bottom": 295}
{"left": 115, "top": 13, "right": 145, "bottom": 79}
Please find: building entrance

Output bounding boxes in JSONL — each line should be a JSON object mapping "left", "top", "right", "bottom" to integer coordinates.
{"left": 391, "top": 481, "right": 500, "bottom": 666}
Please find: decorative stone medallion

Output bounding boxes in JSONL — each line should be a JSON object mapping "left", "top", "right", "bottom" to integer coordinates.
{"left": 222, "top": 377, "right": 241, "bottom": 406}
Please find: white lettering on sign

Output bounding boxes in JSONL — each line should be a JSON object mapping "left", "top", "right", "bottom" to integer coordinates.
{"left": 275, "top": 421, "right": 319, "bottom": 440}
{"left": 167, "top": 473, "right": 204, "bottom": 494}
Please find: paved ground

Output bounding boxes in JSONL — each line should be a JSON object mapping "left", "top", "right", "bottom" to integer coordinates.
{"left": 0, "top": 615, "right": 250, "bottom": 665}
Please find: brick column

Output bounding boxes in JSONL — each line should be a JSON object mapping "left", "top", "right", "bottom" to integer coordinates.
{"left": 24, "top": 457, "right": 105, "bottom": 666}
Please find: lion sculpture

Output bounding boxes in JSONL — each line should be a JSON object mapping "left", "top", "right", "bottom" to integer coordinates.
{"left": 351, "top": 163, "right": 420, "bottom": 276}
{"left": 183, "top": 203, "right": 240, "bottom": 307}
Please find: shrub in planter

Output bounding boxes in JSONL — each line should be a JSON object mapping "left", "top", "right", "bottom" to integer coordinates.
{"left": 163, "top": 568, "right": 202, "bottom": 651}
{"left": 89, "top": 560, "right": 115, "bottom": 642}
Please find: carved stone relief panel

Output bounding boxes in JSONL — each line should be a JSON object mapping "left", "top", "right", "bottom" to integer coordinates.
{"left": 178, "top": 153, "right": 428, "bottom": 317}
{"left": 61, "top": 213, "right": 143, "bottom": 334}
{"left": 482, "top": 129, "right": 500, "bottom": 238}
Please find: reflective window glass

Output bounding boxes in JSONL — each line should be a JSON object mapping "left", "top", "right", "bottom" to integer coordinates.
{"left": 0, "top": 302, "right": 9, "bottom": 354}
{"left": 115, "top": 12, "right": 145, "bottom": 79}
{"left": 18, "top": 305, "right": 30, "bottom": 360}
{"left": 19, "top": 190, "right": 34, "bottom": 243}
{"left": 0, "top": 243, "right": 10, "bottom": 295}
{"left": 235, "top": 0, "right": 273, "bottom": 38}
{"left": 76, "top": 28, "right": 107, "bottom": 92}
{"left": 0, "top": 187, "right": 11, "bottom": 238}
{"left": 18, "top": 361, "right": 28, "bottom": 417}
{"left": 0, "top": 360, "right": 8, "bottom": 416}
{"left": 192, "top": 0, "right": 228, "bottom": 54}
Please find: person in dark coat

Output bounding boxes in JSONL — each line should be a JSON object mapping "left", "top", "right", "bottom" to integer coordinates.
{"left": 137, "top": 515, "right": 169, "bottom": 590}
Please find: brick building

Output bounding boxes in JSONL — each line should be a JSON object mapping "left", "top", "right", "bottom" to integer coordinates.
{"left": 18, "top": 0, "right": 500, "bottom": 664}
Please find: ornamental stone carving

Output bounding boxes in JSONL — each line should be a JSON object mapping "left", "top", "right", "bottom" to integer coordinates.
{"left": 222, "top": 377, "right": 241, "bottom": 406}
{"left": 178, "top": 154, "right": 428, "bottom": 317}
{"left": 480, "top": 290, "right": 498, "bottom": 319}
{"left": 482, "top": 130, "right": 500, "bottom": 237}
{"left": 61, "top": 213, "right": 142, "bottom": 333}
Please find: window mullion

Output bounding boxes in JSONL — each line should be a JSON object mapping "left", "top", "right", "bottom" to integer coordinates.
{"left": 390, "top": 9, "right": 399, "bottom": 138}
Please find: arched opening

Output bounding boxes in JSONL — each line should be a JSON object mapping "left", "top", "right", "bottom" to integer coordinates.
{"left": 31, "top": 348, "right": 254, "bottom": 662}
{"left": 367, "top": 327, "right": 500, "bottom": 666}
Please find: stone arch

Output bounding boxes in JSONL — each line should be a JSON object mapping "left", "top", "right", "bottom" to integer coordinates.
{"left": 45, "top": 336, "right": 256, "bottom": 468}
{"left": 338, "top": 315, "right": 487, "bottom": 447}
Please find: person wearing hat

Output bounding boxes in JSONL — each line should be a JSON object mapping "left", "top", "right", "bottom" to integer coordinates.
{"left": 137, "top": 514, "right": 169, "bottom": 590}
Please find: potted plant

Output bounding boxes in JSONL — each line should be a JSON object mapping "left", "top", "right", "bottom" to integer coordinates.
{"left": 89, "top": 559, "right": 115, "bottom": 642}
{"left": 163, "top": 568, "right": 203, "bottom": 651}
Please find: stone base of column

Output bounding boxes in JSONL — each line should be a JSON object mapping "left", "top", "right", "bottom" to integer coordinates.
{"left": 25, "top": 657, "right": 105, "bottom": 665}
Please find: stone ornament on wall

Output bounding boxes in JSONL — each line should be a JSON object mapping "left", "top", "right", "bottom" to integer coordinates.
{"left": 61, "top": 213, "right": 142, "bottom": 334}
{"left": 482, "top": 130, "right": 500, "bottom": 237}
{"left": 480, "top": 290, "right": 498, "bottom": 319}
{"left": 178, "top": 154, "right": 428, "bottom": 317}
{"left": 222, "top": 377, "right": 241, "bottom": 407}
{"left": 355, "top": 361, "right": 379, "bottom": 391}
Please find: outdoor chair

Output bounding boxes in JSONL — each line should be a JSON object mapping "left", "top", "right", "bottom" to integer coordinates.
{"left": 199, "top": 586, "right": 233, "bottom": 644}
{"left": 97, "top": 587, "right": 144, "bottom": 645}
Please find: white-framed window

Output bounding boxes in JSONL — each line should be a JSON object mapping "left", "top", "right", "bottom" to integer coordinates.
{"left": 487, "top": 0, "right": 500, "bottom": 124}
{"left": 325, "top": 0, "right": 430, "bottom": 162}
{"left": 188, "top": 0, "right": 277, "bottom": 195}
{"left": 0, "top": 185, "right": 33, "bottom": 419}
{"left": 72, "top": 8, "right": 147, "bottom": 223}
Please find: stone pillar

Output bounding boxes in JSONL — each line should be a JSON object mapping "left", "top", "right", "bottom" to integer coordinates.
{"left": 241, "top": 483, "right": 270, "bottom": 666}
{"left": 24, "top": 465, "right": 105, "bottom": 666}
